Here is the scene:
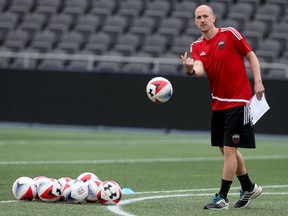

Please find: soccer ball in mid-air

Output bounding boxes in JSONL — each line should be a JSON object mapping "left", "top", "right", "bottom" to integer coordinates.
{"left": 146, "top": 77, "right": 173, "bottom": 103}
{"left": 76, "top": 172, "right": 99, "bottom": 183}
{"left": 62, "top": 180, "right": 89, "bottom": 204}
{"left": 85, "top": 179, "right": 102, "bottom": 203}
{"left": 37, "top": 178, "right": 62, "bottom": 202}
{"left": 12, "top": 176, "right": 37, "bottom": 201}
{"left": 96, "top": 180, "right": 122, "bottom": 205}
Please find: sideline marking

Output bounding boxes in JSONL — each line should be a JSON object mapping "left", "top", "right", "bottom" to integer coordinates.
{"left": 107, "top": 191, "right": 288, "bottom": 216}
{"left": 0, "top": 155, "right": 288, "bottom": 165}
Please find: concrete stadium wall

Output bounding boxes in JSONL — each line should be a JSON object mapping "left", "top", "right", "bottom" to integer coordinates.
{"left": 0, "top": 69, "right": 286, "bottom": 135}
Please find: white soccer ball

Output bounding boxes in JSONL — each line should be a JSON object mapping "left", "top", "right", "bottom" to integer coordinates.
{"left": 96, "top": 180, "right": 122, "bottom": 205}
{"left": 85, "top": 179, "right": 102, "bottom": 203}
{"left": 37, "top": 178, "right": 61, "bottom": 202}
{"left": 12, "top": 176, "right": 37, "bottom": 201}
{"left": 63, "top": 180, "right": 89, "bottom": 204}
{"left": 146, "top": 77, "right": 173, "bottom": 103}
{"left": 77, "top": 172, "right": 99, "bottom": 182}
{"left": 58, "top": 177, "right": 72, "bottom": 201}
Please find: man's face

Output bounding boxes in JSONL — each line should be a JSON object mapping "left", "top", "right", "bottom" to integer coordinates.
{"left": 194, "top": 7, "right": 215, "bottom": 33}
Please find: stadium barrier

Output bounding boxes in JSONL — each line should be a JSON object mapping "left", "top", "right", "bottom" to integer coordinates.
{"left": 0, "top": 68, "right": 287, "bottom": 135}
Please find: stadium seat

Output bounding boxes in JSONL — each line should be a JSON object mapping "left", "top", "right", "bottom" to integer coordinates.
{"left": 90, "top": 0, "right": 117, "bottom": 22}
{"left": 66, "top": 60, "right": 94, "bottom": 71}
{"left": 0, "top": 12, "right": 19, "bottom": 38}
{"left": 216, "top": 19, "right": 241, "bottom": 31}
{"left": 118, "top": 0, "right": 144, "bottom": 22}
{"left": 2, "top": 29, "right": 29, "bottom": 51}
{"left": 101, "top": 15, "right": 128, "bottom": 43}
{"left": 254, "top": 4, "right": 282, "bottom": 30}
{"left": 171, "top": 1, "right": 198, "bottom": 25}
{"left": 38, "top": 59, "right": 66, "bottom": 70}
{"left": 82, "top": 32, "right": 112, "bottom": 55}
{"left": 62, "top": 0, "right": 88, "bottom": 18}
{"left": 0, "top": 0, "right": 8, "bottom": 12}
{"left": 170, "top": 34, "right": 194, "bottom": 56}
{"left": 242, "top": 20, "right": 267, "bottom": 49}
{"left": 227, "top": 3, "right": 254, "bottom": 30}
{"left": 268, "top": 21, "right": 288, "bottom": 52}
{"left": 73, "top": 14, "right": 100, "bottom": 38}
{"left": 113, "top": 33, "right": 140, "bottom": 56}
{"left": 7, "top": 0, "right": 35, "bottom": 19}
{"left": 29, "top": 30, "right": 56, "bottom": 52}
{"left": 123, "top": 62, "right": 151, "bottom": 74}
{"left": 255, "top": 39, "right": 282, "bottom": 62}
{"left": 55, "top": 31, "right": 83, "bottom": 54}
{"left": 208, "top": 2, "right": 227, "bottom": 19}
{"left": 45, "top": 14, "right": 73, "bottom": 37}
{"left": 34, "top": 0, "right": 62, "bottom": 18}
{"left": 143, "top": 1, "right": 171, "bottom": 23}
{"left": 140, "top": 34, "right": 168, "bottom": 57}
{"left": 157, "top": 17, "right": 184, "bottom": 42}
{"left": 184, "top": 21, "right": 202, "bottom": 40}
{"left": 18, "top": 13, "right": 46, "bottom": 37}
{"left": 128, "top": 16, "right": 155, "bottom": 40}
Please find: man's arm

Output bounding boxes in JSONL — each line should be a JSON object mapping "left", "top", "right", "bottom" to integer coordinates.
{"left": 245, "top": 51, "right": 265, "bottom": 100}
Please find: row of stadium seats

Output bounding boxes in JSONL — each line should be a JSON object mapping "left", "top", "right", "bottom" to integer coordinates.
{"left": 0, "top": 0, "right": 287, "bottom": 77}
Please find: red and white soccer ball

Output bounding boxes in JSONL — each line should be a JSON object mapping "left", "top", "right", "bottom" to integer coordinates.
{"left": 85, "top": 179, "right": 102, "bottom": 203}
{"left": 62, "top": 180, "right": 89, "bottom": 204}
{"left": 58, "top": 177, "right": 72, "bottom": 201}
{"left": 96, "top": 180, "right": 122, "bottom": 205}
{"left": 37, "top": 178, "right": 62, "bottom": 202}
{"left": 77, "top": 172, "right": 99, "bottom": 183}
{"left": 12, "top": 176, "right": 37, "bottom": 201}
{"left": 146, "top": 77, "right": 173, "bottom": 103}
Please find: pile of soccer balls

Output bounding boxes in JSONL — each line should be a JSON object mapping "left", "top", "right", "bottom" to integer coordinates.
{"left": 12, "top": 172, "right": 122, "bottom": 205}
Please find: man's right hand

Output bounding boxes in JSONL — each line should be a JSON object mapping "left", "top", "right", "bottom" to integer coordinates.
{"left": 181, "top": 52, "right": 195, "bottom": 76}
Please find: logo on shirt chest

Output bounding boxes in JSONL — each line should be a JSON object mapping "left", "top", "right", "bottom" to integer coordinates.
{"left": 218, "top": 40, "right": 225, "bottom": 50}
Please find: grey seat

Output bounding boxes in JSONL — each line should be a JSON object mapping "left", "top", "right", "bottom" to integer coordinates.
{"left": 73, "top": 14, "right": 100, "bottom": 37}
{"left": 254, "top": 4, "right": 282, "bottom": 30}
{"left": 3, "top": 29, "right": 29, "bottom": 51}
{"left": 0, "top": 12, "right": 19, "bottom": 38}
{"left": 227, "top": 3, "right": 254, "bottom": 31}
{"left": 140, "top": 34, "right": 168, "bottom": 57}
{"left": 8, "top": 0, "right": 35, "bottom": 18}
{"left": 255, "top": 39, "right": 282, "bottom": 62}
{"left": 123, "top": 63, "right": 151, "bottom": 74}
{"left": 208, "top": 2, "right": 227, "bottom": 19}
{"left": 29, "top": 30, "right": 56, "bottom": 52}
{"left": 128, "top": 16, "right": 155, "bottom": 40}
{"left": 0, "top": 0, "right": 8, "bottom": 12}
{"left": 82, "top": 32, "right": 112, "bottom": 55}
{"left": 114, "top": 33, "right": 140, "bottom": 56}
{"left": 268, "top": 22, "right": 288, "bottom": 52}
{"left": 62, "top": 0, "right": 88, "bottom": 18}
{"left": 45, "top": 14, "right": 73, "bottom": 37}
{"left": 170, "top": 35, "right": 194, "bottom": 56}
{"left": 18, "top": 13, "right": 46, "bottom": 37}
{"left": 34, "top": 0, "right": 62, "bottom": 18}
{"left": 143, "top": 1, "right": 171, "bottom": 23}
{"left": 55, "top": 31, "right": 83, "bottom": 54}
{"left": 38, "top": 59, "right": 66, "bottom": 70}
{"left": 118, "top": 0, "right": 144, "bottom": 21}
{"left": 216, "top": 19, "right": 241, "bottom": 31}
{"left": 171, "top": 1, "right": 197, "bottom": 25}
{"left": 67, "top": 60, "right": 94, "bottom": 71}
{"left": 157, "top": 17, "right": 184, "bottom": 42}
{"left": 101, "top": 15, "right": 128, "bottom": 43}
{"left": 90, "top": 0, "right": 117, "bottom": 22}
{"left": 242, "top": 20, "right": 267, "bottom": 49}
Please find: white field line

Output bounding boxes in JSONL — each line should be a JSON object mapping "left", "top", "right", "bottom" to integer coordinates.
{"left": 107, "top": 187, "right": 288, "bottom": 216}
{"left": 0, "top": 155, "right": 288, "bottom": 165}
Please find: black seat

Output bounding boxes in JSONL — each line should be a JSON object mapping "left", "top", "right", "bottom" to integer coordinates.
{"left": 55, "top": 31, "right": 83, "bottom": 54}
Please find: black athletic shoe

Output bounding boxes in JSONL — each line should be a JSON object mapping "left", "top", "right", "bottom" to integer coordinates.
{"left": 234, "top": 183, "right": 262, "bottom": 208}
{"left": 204, "top": 194, "right": 229, "bottom": 210}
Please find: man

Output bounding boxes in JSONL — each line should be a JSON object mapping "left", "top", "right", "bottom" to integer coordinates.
{"left": 181, "top": 5, "right": 265, "bottom": 210}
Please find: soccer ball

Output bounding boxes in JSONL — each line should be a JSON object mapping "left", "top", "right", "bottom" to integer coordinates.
{"left": 12, "top": 176, "right": 37, "bottom": 201}
{"left": 58, "top": 177, "right": 72, "bottom": 201}
{"left": 77, "top": 172, "right": 99, "bottom": 182}
{"left": 62, "top": 180, "right": 89, "bottom": 204}
{"left": 96, "top": 180, "right": 122, "bottom": 205}
{"left": 146, "top": 77, "right": 173, "bottom": 103}
{"left": 85, "top": 179, "right": 102, "bottom": 203}
{"left": 37, "top": 178, "right": 62, "bottom": 202}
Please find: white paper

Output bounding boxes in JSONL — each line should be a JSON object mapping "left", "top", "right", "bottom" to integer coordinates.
{"left": 248, "top": 93, "right": 270, "bottom": 125}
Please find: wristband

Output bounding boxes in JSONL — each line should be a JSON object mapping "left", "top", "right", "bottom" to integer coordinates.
{"left": 188, "top": 69, "right": 195, "bottom": 76}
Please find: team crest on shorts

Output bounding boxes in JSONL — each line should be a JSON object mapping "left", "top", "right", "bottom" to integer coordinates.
{"left": 232, "top": 134, "right": 240, "bottom": 144}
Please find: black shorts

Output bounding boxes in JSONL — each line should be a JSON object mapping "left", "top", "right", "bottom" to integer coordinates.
{"left": 211, "top": 106, "right": 255, "bottom": 148}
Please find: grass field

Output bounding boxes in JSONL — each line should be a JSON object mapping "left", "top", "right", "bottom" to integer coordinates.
{"left": 0, "top": 126, "right": 288, "bottom": 216}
